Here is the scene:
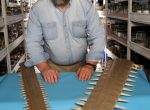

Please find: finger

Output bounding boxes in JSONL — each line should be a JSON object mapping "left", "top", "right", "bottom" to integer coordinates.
{"left": 49, "top": 71, "right": 59, "bottom": 84}
{"left": 55, "top": 71, "right": 59, "bottom": 81}
{"left": 47, "top": 73, "right": 52, "bottom": 83}
{"left": 83, "top": 69, "right": 92, "bottom": 81}
{"left": 88, "top": 71, "right": 94, "bottom": 80}
{"left": 55, "top": 71, "right": 59, "bottom": 79}
{"left": 78, "top": 68, "right": 82, "bottom": 80}
{"left": 43, "top": 72, "right": 49, "bottom": 83}
{"left": 86, "top": 73, "right": 92, "bottom": 80}
{"left": 84, "top": 70, "right": 92, "bottom": 81}
{"left": 79, "top": 68, "right": 83, "bottom": 81}
{"left": 41, "top": 72, "right": 48, "bottom": 83}
{"left": 80, "top": 70, "right": 85, "bottom": 81}
{"left": 84, "top": 73, "right": 89, "bottom": 81}
{"left": 44, "top": 76, "right": 48, "bottom": 83}
{"left": 86, "top": 70, "right": 93, "bottom": 80}
{"left": 45, "top": 74, "right": 51, "bottom": 83}
{"left": 87, "top": 74, "right": 92, "bottom": 80}
{"left": 50, "top": 73, "right": 55, "bottom": 84}
{"left": 81, "top": 73, "right": 86, "bottom": 81}
{"left": 84, "top": 72, "right": 90, "bottom": 81}
{"left": 76, "top": 68, "right": 81, "bottom": 77}
{"left": 80, "top": 68, "right": 88, "bottom": 81}
{"left": 53, "top": 72, "right": 58, "bottom": 83}
{"left": 79, "top": 70, "right": 85, "bottom": 81}
{"left": 78, "top": 71, "right": 81, "bottom": 80}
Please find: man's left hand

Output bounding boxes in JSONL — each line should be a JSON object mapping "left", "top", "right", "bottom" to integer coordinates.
{"left": 76, "top": 65, "right": 94, "bottom": 81}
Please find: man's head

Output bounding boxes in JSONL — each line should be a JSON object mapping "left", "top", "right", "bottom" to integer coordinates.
{"left": 51, "top": 0, "right": 70, "bottom": 6}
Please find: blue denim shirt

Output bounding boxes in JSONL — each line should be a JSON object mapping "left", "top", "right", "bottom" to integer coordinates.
{"left": 25, "top": 0, "right": 105, "bottom": 67}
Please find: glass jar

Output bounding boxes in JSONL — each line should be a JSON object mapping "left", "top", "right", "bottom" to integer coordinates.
{"left": 134, "top": 31, "right": 146, "bottom": 46}
{"left": 145, "top": 31, "right": 150, "bottom": 49}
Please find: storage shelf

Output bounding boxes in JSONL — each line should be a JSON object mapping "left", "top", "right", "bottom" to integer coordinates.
{"left": 7, "top": 2, "right": 20, "bottom": 7}
{"left": 8, "top": 35, "right": 24, "bottom": 53}
{"left": 130, "top": 41, "right": 150, "bottom": 59}
{"left": 114, "top": 0, "right": 128, "bottom": 3}
{"left": 7, "top": 15, "right": 23, "bottom": 25}
{"left": 11, "top": 54, "right": 25, "bottom": 72}
{"left": 107, "top": 31, "right": 127, "bottom": 47}
{"left": 0, "top": 17, "right": 4, "bottom": 28}
{"left": 0, "top": 1, "right": 26, "bottom": 73}
{"left": 0, "top": 48, "right": 7, "bottom": 61}
{"left": 107, "top": 15, "right": 128, "bottom": 21}
{"left": 130, "top": 13, "right": 150, "bottom": 25}
{"left": 107, "top": 13, "right": 128, "bottom": 20}
{"left": 106, "top": 0, "right": 150, "bottom": 74}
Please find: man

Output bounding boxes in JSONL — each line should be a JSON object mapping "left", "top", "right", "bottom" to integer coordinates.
{"left": 25, "top": 0, "right": 105, "bottom": 84}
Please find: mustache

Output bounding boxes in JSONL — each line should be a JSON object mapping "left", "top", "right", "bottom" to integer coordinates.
{"left": 51, "top": 0, "right": 70, "bottom": 5}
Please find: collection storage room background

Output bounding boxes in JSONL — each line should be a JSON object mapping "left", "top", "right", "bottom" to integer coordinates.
{"left": 0, "top": 0, "right": 30, "bottom": 75}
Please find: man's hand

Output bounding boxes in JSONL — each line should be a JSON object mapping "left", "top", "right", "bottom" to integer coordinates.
{"left": 76, "top": 65, "right": 94, "bottom": 81}
{"left": 37, "top": 61, "right": 59, "bottom": 84}
{"left": 41, "top": 68, "right": 59, "bottom": 84}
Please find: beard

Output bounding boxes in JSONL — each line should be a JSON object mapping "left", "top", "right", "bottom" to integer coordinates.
{"left": 51, "top": 0, "right": 70, "bottom": 6}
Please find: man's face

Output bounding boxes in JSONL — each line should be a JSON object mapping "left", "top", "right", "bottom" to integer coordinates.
{"left": 51, "top": 0, "right": 70, "bottom": 6}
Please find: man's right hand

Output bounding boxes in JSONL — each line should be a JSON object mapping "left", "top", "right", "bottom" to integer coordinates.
{"left": 41, "top": 68, "right": 59, "bottom": 84}
{"left": 37, "top": 61, "right": 59, "bottom": 84}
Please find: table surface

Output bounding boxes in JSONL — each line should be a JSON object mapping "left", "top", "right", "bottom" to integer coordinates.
{"left": 0, "top": 71, "right": 150, "bottom": 110}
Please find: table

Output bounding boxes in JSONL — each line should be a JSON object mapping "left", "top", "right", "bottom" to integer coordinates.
{"left": 0, "top": 71, "right": 150, "bottom": 110}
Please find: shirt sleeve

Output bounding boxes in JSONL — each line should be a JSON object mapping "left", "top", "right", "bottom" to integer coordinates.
{"left": 24, "top": 7, "right": 49, "bottom": 67}
{"left": 85, "top": 1, "right": 106, "bottom": 61}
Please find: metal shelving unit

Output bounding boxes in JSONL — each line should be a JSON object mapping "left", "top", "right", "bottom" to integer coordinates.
{"left": 130, "top": 13, "right": 150, "bottom": 25}
{"left": 106, "top": 0, "right": 150, "bottom": 61}
{"left": 107, "top": 31, "right": 127, "bottom": 46}
{"left": 11, "top": 53, "right": 25, "bottom": 72}
{"left": 107, "top": 15, "right": 128, "bottom": 21}
{"left": 7, "top": 15, "right": 23, "bottom": 25}
{"left": 0, "top": 48, "right": 7, "bottom": 61}
{"left": 0, "top": 0, "right": 28, "bottom": 74}
{"left": 115, "top": 0, "right": 128, "bottom": 2}
{"left": 106, "top": 0, "right": 129, "bottom": 59}
{"left": 128, "top": 0, "right": 150, "bottom": 60}
{"left": 130, "top": 41, "right": 150, "bottom": 59}
{"left": 8, "top": 35, "right": 24, "bottom": 53}
{"left": 0, "top": 17, "right": 4, "bottom": 27}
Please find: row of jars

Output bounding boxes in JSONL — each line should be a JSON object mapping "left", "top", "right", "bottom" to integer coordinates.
{"left": 8, "top": 21, "right": 23, "bottom": 44}
{"left": 132, "top": 26, "right": 150, "bottom": 49}
{"left": 0, "top": 33, "right": 5, "bottom": 51}
{"left": 107, "top": 19, "right": 128, "bottom": 40}
{"left": 108, "top": 1, "right": 150, "bottom": 15}
{"left": 0, "top": 58, "right": 7, "bottom": 76}
{"left": 6, "top": 1, "right": 29, "bottom": 16}
{"left": 108, "top": 1, "right": 128, "bottom": 15}
{"left": 133, "top": 1, "right": 150, "bottom": 14}
{"left": 0, "top": 21, "right": 23, "bottom": 51}
{"left": 107, "top": 40, "right": 127, "bottom": 58}
{"left": 0, "top": 42, "right": 24, "bottom": 75}
{"left": 10, "top": 42, "right": 24, "bottom": 69}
